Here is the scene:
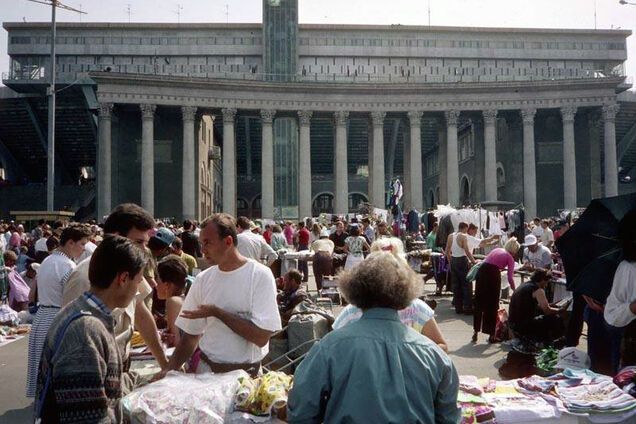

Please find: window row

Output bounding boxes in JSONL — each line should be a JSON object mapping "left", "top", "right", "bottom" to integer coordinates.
{"left": 10, "top": 35, "right": 263, "bottom": 46}
{"left": 298, "top": 37, "right": 626, "bottom": 51}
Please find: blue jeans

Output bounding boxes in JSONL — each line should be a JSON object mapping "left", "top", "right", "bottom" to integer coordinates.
{"left": 584, "top": 306, "right": 623, "bottom": 376}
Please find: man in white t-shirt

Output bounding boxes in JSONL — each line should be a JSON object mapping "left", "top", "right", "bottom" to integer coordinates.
{"left": 521, "top": 234, "right": 553, "bottom": 271}
{"left": 531, "top": 218, "right": 544, "bottom": 239}
{"left": 158, "top": 213, "right": 282, "bottom": 378}
{"left": 236, "top": 216, "right": 278, "bottom": 265}
{"left": 540, "top": 220, "right": 555, "bottom": 249}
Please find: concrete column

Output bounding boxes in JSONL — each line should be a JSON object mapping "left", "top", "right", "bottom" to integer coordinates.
{"left": 445, "top": 110, "right": 460, "bottom": 206}
{"left": 260, "top": 109, "right": 276, "bottom": 219}
{"left": 222, "top": 108, "right": 237, "bottom": 216}
{"left": 588, "top": 110, "right": 602, "bottom": 199}
{"left": 521, "top": 108, "right": 537, "bottom": 219}
{"left": 408, "top": 111, "right": 423, "bottom": 210}
{"left": 334, "top": 111, "right": 349, "bottom": 215}
{"left": 181, "top": 106, "right": 197, "bottom": 221}
{"left": 371, "top": 111, "right": 386, "bottom": 207}
{"left": 97, "top": 102, "right": 113, "bottom": 221}
{"left": 140, "top": 104, "right": 156, "bottom": 215}
{"left": 298, "top": 110, "right": 313, "bottom": 219}
{"left": 602, "top": 104, "right": 620, "bottom": 197}
{"left": 483, "top": 109, "right": 498, "bottom": 201}
{"left": 438, "top": 121, "right": 447, "bottom": 205}
{"left": 561, "top": 106, "right": 578, "bottom": 209}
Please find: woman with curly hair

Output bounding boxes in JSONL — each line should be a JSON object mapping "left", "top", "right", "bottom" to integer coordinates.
{"left": 288, "top": 252, "right": 459, "bottom": 424}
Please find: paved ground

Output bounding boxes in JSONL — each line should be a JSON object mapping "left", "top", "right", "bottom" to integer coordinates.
{"left": 0, "top": 272, "right": 583, "bottom": 423}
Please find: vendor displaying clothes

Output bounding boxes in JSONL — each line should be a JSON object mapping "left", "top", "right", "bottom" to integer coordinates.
{"left": 508, "top": 270, "right": 566, "bottom": 347}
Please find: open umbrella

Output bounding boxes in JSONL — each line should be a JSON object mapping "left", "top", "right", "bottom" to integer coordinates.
{"left": 555, "top": 193, "right": 636, "bottom": 303}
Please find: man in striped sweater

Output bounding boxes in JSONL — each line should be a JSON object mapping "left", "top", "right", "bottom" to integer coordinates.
{"left": 35, "top": 235, "right": 147, "bottom": 423}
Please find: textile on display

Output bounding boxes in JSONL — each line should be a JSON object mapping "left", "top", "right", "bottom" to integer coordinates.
{"left": 122, "top": 370, "right": 248, "bottom": 423}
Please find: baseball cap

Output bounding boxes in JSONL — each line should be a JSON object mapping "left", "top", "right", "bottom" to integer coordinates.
{"left": 523, "top": 234, "right": 538, "bottom": 246}
{"left": 320, "top": 229, "right": 330, "bottom": 238}
{"left": 152, "top": 227, "right": 175, "bottom": 247}
{"left": 555, "top": 347, "right": 591, "bottom": 370}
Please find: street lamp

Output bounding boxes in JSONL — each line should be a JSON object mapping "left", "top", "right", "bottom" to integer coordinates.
{"left": 24, "top": 0, "right": 85, "bottom": 211}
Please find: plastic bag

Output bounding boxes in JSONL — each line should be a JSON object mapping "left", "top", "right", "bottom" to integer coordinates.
{"left": 234, "top": 372, "right": 293, "bottom": 420}
{"left": 122, "top": 370, "right": 248, "bottom": 423}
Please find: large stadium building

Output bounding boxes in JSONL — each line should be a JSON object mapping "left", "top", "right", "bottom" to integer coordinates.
{"left": 1, "top": 0, "right": 635, "bottom": 221}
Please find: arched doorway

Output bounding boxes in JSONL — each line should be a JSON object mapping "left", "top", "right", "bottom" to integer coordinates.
{"left": 251, "top": 195, "right": 262, "bottom": 218}
{"left": 460, "top": 176, "right": 471, "bottom": 206}
{"left": 237, "top": 197, "right": 249, "bottom": 218}
{"left": 312, "top": 192, "right": 334, "bottom": 216}
{"left": 348, "top": 192, "right": 368, "bottom": 213}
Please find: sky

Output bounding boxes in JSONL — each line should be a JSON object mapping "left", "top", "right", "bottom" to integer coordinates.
{"left": 1, "top": 0, "right": 635, "bottom": 87}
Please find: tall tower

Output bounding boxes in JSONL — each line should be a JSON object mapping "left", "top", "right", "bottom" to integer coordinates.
{"left": 262, "top": 0, "right": 298, "bottom": 81}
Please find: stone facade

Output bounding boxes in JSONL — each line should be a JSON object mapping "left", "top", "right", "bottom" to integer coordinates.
{"left": 2, "top": 12, "right": 632, "bottom": 220}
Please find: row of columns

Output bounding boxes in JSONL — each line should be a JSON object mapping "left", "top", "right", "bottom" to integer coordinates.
{"left": 97, "top": 103, "right": 198, "bottom": 220}
{"left": 97, "top": 103, "right": 621, "bottom": 222}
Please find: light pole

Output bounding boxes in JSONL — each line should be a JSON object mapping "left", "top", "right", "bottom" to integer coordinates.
{"left": 25, "top": 0, "right": 85, "bottom": 211}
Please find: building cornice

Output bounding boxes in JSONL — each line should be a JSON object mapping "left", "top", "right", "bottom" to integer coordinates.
{"left": 91, "top": 72, "right": 623, "bottom": 113}
{"left": 3, "top": 22, "right": 631, "bottom": 37}
{"left": 89, "top": 72, "right": 625, "bottom": 97}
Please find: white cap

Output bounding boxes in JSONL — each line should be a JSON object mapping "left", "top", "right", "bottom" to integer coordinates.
{"left": 320, "top": 229, "right": 330, "bottom": 238}
{"left": 555, "top": 347, "right": 590, "bottom": 370}
{"left": 523, "top": 234, "right": 538, "bottom": 246}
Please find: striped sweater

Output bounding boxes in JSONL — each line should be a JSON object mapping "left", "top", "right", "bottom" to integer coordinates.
{"left": 36, "top": 295, "right": 124, "bottom": 423}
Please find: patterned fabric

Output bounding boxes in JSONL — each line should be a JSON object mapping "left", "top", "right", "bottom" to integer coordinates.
{"left": 333, "top": 298, "right": 434, "bottom": 333}
{"left": 26, "top": 306, "right": 60, "bottom": 397}
{"left": 84, "top": 292, "right": 112, "bottom": 316}
{"left": 36, "top": 295, "right": 123, "bottom": 423}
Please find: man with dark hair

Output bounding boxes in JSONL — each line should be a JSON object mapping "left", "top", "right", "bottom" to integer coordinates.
{"left": 62, "top": 203, "right": 168, "bottom": 371}
{"left": 156, "top": 213, "right": 281, "bottom": 378}
{"left": 445, "top": 222, "right": 476, "bottom": 314}
{"left": 277, "top": 268, "right": 308, "bottom": 325}
{"left": 35, "top": 235, "right": 147, "bottom": 423}
{"left": 172, "top": 237, "right": 197, "bottom": 275}
{"left": 236, "top": 216, "right": 278, "bottom": 264}
{"left": 180, "top": 219, "right": 201, "bottom": 258}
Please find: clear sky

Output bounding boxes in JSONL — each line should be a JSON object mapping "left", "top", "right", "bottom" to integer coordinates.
{"left": 1, "top": 0, "right": 635, "bottom": 86}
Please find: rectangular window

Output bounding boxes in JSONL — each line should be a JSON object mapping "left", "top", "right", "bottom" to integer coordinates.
{"left": 11, "top": 36, "right": 30, "bottom": 44}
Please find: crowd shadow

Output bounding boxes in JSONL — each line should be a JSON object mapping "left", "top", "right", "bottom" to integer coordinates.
{"left": 450, "top": 342, "right": 502, "bottom": 359}
{"left": 0, "top": 405, "right": 32, "bottom": 424}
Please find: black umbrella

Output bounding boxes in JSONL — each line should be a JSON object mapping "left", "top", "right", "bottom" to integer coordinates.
{"left": 555, "top": 193, "right": 636, "bottom": 303}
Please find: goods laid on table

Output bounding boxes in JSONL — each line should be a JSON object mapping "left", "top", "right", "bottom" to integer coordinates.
{"left": 459, "top": 368, "right": 636, "bottom": 424}
{"left": 123, "top": 370, "right": 292, "bottom": 423}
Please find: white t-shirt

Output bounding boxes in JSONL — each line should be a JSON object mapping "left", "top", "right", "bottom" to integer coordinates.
{"left": 37, "top": 250, "right": 76, "bottom": 307}
{"left": 604, "top": 261, "right": 636, "bottom": 328}
{"left": 35, "top": 237, "right": 49, "bottom": 253}
{"left": 176, "top": 259, "right": 282, "bottom": 364}
{"left": 523, "top": 245, "right": 553, "bottom": 269}
{"left": 540, "top": 228, "right": 554, "bottom": 245}
{"left": 237, "top": 231, "right": 278, "bottom": 263}
{"left": 76, "top": 240, "right": 97, "bottom": 263}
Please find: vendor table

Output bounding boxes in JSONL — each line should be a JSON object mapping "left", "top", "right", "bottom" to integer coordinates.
{"left": 279, "top": 250, "right": 314, "bottom": 275}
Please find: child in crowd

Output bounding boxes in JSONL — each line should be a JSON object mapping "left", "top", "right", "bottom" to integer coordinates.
{"left": 156, "top": 255, "right": 189, "bottom": 347}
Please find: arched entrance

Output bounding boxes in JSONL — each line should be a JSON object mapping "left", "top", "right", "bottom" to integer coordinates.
{"left": 460, "top": 176, "right": 471, "bottom": 206}
{"left": 348, "top": 192, "right": 368, "bottom": 212}
{"left": 312, "top": 192, "right": 334, "bottom": 216}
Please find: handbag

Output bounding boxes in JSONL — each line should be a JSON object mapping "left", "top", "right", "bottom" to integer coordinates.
{"left": 466, "top": 261, "right": 483, "bottom": 283}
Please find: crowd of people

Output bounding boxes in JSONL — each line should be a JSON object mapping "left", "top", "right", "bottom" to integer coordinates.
{"left": 0, "top": 205, "right": 635, "bottom": 423}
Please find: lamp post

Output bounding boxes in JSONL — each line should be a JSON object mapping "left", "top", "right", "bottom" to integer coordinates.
{"left": 25, "top": 0, "right": 85, "bottom": 211}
